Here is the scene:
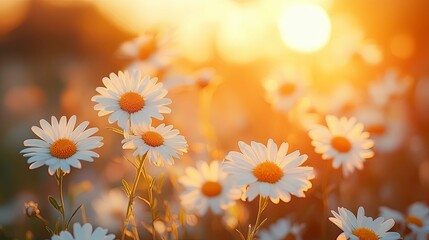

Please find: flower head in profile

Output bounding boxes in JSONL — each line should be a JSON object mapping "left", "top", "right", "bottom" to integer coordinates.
{"left": 263, "top": 68, "right": 306, "bottom": 113}
{"left": 21, "top": 116, "right": 103, "bottom": 175}
{"left": 52, "top": 222, "right": 115, "bottom": 240}
{"left": 122, "top": 123, "right": 187, "bottom": 166}
{"left": 91, "top": 71, "right": 171, "bottom": 131}
{"left": 330, "top": 206, "right": 401, "bottom": 240}
{"left": 93, "top": 188, "right": 129, "bottom": 232}
{"left": 258, "top": 217, "right": 305, "bottom": 240}
{"left": 223, "top": 139, "right": 314, "bottom": 204}
{"left": 368, "top": 69, "right": 411, "bottom": 107}
{"left": 380, "top": 202, "right": 429, "bottom": 239}
{"left": 118, "top": 33, "right": 177, "bottom": 71}
{"left": 309, "top": 115, "right": 374, "bottom": 177}
{"left": 179, "top": 160, "right": 240, "bottom": 216}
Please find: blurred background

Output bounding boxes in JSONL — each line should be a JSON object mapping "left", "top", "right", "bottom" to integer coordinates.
{"left": 0, "top": 0, "right": 429, "bottom": 239}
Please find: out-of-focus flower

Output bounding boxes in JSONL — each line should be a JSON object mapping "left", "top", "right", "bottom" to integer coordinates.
{"left": 51, "top": 222, "right": 115, "bottom": 240}
{"left": 258, "top": 217, "right": 305, "bottom": 240}
{"left": 368, "top": 70, "right": 412, "bottom": 108}
{"left": 263, "top": 68, "right": 307, "bottom": 113}
{"left": 92, "top": 188, "right": 130, "bottom": 232}
{"left": 309, "top": 115, "right": 374, "bottom": 177}
{"left": 312, "top": 83, "right": 361, "bottom": 115}
{"left": 355, "top": 106, "right": 407, "bottom": 153}
{"left": 223, "top": 139, "right": 314, "bottom": 203}
{"left": 380, "top": 202, "right": 429, "bottom": 239}
{"left": 162, "top": 67, "right": 218, "bottom": 91}
{"left": 3, "top": 85, "right": 45, "bottom": 115}
{"left": 122, "top": 123, "right": 188, "bottom": 166}
{"left": 179, "top": 160, "right": 240, "bottom": 216}
{"left": 24, "top": 201, "right": 40, "bottom": 218}
{"left": 20, "top": 116, "right": 103, "bottom": 175}
{"left": 330, "top": 206, "right": 401, "bottom": 240}
{"left": 91, "top": 71, "right": 171, "bottom": 131}
{"left": 119, "top": 33, "right": 177, "bottom": 71}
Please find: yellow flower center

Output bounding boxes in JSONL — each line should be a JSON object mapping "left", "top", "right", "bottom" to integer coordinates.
{"left": 279, "top": 82, "right": 296, "bottom": 96}
{"left": 366, "top": 124, "right": 386, "bottom": 135}
{"left": 50, "top": 138, "right": 77, "bottom": 159}
{"left": 331, "top": 136, "right": 352, "bottom": 153}
{"left": 352, "top": 228, "right": 378, "bottom": 240}
{"left": 253, "top": 161, "right": 284, "bottom": 184}
{"left": 142, "top": 131, "right": 164, "bottom": 147}
{"left": 201, "top": 181, "right": 223, "bottom": 197}
{"left": 406, "top": 215, "right": 423, "bottom": 227}
{"left": 283, "top": 234, "right": 296, "bottom": 240}
{"left": 138, "top": 40, "right": 157, "bottom": 60}
{"left": 119, "top": 92, "right": 145, "bottom": 113}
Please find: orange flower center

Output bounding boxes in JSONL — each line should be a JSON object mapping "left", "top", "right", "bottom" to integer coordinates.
{"left": 142, "top": 131, "right": 164, "bottom": 147}
{"left": 331, "top": 136, "right": 352, "bottom": 153}
{"left": 119, "top": 92, "right": 145, "bottom": 113}
{"left": 283, "top": 234, "right": 296, "bottom": 240}
{"left": 279, "top": 82, "right": 296, "bottom": 96}
{"left": 406, "top": 215, "right": 423, "bottom": 227}
{"left": 366, "top": 124, "right": 386, "bottom": 135}
{"left": 201, "top": 181, "right": 223, "bottom": 197}
{"left": 50, "top": 138, "right": 77, "bottom": 159}
{"left": 138, "top": 40, "right": 157, "bottom": 60}
{"left": 352, "top": 228, "right": 378, "bottom": 240}
{"left": 253, "top": 161, "right": 284, "bottom": 184}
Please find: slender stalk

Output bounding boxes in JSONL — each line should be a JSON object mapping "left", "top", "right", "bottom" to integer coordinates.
{"left": 321, "top": 160, "right": 331, "bottom": 240}
{"left": 121, "top": 154, "right": 147, "bottom": 240}
{"left": 247, "top": 196, "right": 268, "bottom": 240}
{"left": 141, "top": 160, "right": 157, "bottom": 240}
{"left": 56, "top": 170, "right": 66, "bottom": 230}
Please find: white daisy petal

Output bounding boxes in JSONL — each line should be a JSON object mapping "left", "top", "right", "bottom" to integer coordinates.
{"left": 21, "top": 116, "right": 103, "bottom": 175}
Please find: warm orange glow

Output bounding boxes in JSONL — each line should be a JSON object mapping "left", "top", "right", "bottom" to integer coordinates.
{"left": 278, "top": 3, "right": 331, "bottom": 53}
{"left": 390, "top": 33, "right": 415, "bottom": 59}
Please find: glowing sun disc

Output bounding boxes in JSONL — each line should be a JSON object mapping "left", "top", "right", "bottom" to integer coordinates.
{"left": 278, "top": 3, "right": 331, "bottom": 53}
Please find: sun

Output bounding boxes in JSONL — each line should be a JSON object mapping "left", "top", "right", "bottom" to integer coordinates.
{"left": 278, "top": 3, "right": 331, "bottom": 53}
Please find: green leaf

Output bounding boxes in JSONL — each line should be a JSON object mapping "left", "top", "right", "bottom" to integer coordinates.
{"left": 48, "top": 196, "right": 62, "bottom": 213}
{"left": 66, "top": 204, "right": 82, "bottom": 229}
{"left": 45, "top": 226, "right": 54, "bottom": 236}
{"left": 106, "top": 127, "right": 124, "bottom": 135}
{"left": 122, "top": 179, "right": 131, "bottom": 196}
{"left": 137, "top": 196, "right": 151, "bottom": 207}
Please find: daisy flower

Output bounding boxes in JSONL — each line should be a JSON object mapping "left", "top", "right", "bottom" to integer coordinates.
{"left": 258, "top": 218, "right": 305, "bottom": 240}
{"left": 223, "top": 139, "right": 314, "bottom": 204}
{"left": 368, "top": 69, "right": 411, "bottom": 108}
{"left": 118, "top": 33, "right": 177, "bottom": 71}
{"left": 92, "top": 188, "right": 129, "bottom": 232}
{"left": 309, "top": 115, "right": 374, "bottom": 177}
{"left": 122, "top": 123, "right": 188, "bottom": 166}
{"left": 179, "top": 160, "right": 240, "bottom": 216}
{"left": 380, "top": 202, "right": 429, "bottom": 239}
{"left": 355, "top": 106, "right": 408, "bottom": 153}
{"left": 263, "top": 68, "right": 306, "bottom": 113}
{"left": 91, "top": 70, "right": 171, "bottom": 131}
{"left": 52, "top": 222, "right": 115, "bottom": 240}
{"left": 330, "top": 206, "right": 401, "bottom": 240}
{"left": 21, "top": 116, "right": 103, "bottom": 175}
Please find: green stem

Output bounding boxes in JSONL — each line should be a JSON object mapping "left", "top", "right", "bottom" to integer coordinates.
{"left": 321, "top": 160, "right": 331, "bottom": 240}
{"left": 141, "top": 160, "right": 156, "bottom": 240}
{"left": 121, "top": 154, "right": 147, "bottom": 240}
{"left": 248, "top": 196, "right": 268, "bottom": 240}
{"left": 57, "top": 170, "right": 66, "bottom": 230}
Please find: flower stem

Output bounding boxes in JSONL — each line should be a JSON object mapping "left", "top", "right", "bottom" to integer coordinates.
{"left": 247, "top": 196, "right": 268, "bottom": 240}
{"left": 121, "top": 153, "right": 147, "bottom": 240}
{"left": 141, "top": 159, "right": 157, "bottom": 240}
{"left": 57, "top": 169, "right": 66, "bottom": 230}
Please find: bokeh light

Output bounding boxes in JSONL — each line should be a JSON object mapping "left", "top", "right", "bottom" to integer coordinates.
{"left": 278, "top": 3, "right": 331, "bottom": 53}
